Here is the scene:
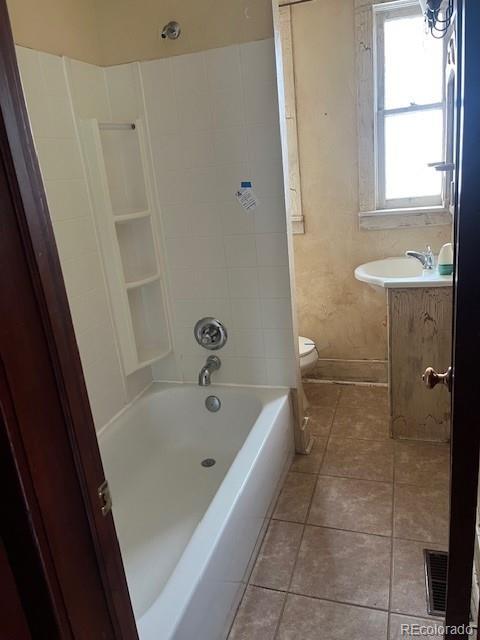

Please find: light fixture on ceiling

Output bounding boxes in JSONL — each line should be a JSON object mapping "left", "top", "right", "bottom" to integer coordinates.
{"left": 419, "top": 0, "right": 454, "bottom": 38}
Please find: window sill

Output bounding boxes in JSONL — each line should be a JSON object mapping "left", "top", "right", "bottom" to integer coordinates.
{"left": 358, "top": 206, "right": 452, "bottom": 231}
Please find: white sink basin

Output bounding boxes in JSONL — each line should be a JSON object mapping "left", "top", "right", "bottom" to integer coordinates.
{"left": 355, "top": 257, "right": 453, "bottom": 289}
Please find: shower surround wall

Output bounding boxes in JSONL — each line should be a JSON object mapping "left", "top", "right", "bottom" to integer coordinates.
{"left": 142, "top": 41, "right": 295, "bottom": 387}
{"left": 15, "top": 46, "right": 153, "bottom": 429}
{"left": 16, "top": 37, "right": 296, "bottom": 429}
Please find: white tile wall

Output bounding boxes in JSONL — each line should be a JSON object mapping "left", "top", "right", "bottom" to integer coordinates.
{"left": 16, "top": 38, "right": 297, "bottom": 394}
{"left": 16, "top": 46, "right": 153, "bottom": 430}
{"left": 140, "top": 40, "right": 296, "bottom": 387}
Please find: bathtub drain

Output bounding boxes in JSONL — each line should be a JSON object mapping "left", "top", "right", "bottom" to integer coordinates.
{"left": 201, "top": 458, "right": 216, "bottom": 468}
{"left": 205, "top": 395, "right": 221, "bottom": 412}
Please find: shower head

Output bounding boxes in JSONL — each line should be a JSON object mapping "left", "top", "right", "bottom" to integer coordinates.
{"left": 161, "top": 21, "right": 181, "bottom": 40}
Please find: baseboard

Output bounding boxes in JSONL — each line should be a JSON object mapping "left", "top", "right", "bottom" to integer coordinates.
{"left": 307, "top": 358, "right": 388, "bottom": 384}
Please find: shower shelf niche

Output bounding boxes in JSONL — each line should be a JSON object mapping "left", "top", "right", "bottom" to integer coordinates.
{"left": 80, "top": 118, "right": 171, "bottom": 374}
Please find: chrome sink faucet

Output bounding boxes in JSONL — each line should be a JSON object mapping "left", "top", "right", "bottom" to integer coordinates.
{"left": 405, "top": 245, "right": 435, "bottom": 270}
{"left": 198, "top": 356, "right": 221, "bottom": 386}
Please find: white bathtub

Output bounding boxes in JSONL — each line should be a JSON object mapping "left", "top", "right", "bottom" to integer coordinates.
{"left": 98, "top": 382, "right": 294, "bottom": 640}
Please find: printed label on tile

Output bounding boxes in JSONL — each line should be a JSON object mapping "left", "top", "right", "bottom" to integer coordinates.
{"left": 235, "top": 181, "right": 259, "bottom": 212}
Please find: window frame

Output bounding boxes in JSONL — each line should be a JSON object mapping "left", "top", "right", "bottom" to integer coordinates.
{"left": 278, "top": 4, "right": 305, "bottom": 234}
{"left": 355, "top": 0, "right": 452, "bottom": 229}
{"left": 375, "top": 2, "right": 446, "bottom": 210}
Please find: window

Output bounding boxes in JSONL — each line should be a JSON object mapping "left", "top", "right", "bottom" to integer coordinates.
{"left": 355, "top": 0, "right": 452, "bottom": 229}
{"left": 376, "top": 4, "right": 445, "bottom": 209}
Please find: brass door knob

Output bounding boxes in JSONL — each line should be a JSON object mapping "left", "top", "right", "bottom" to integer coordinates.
{"left": 423, "top": 366, "right": 453, "bottom": 392}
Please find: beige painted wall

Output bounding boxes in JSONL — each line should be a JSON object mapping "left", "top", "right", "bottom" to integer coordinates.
{"left": 95, "top": 0, "right": 274, "bottom": 65}
{"left": 7, "top": 0, "right": 274, "bottom": 65}
{"left": 7, "top": 0, "right": 102, "bottom": 65}
{"left": 290, "top": 0, "right": 451, "bottom": 377}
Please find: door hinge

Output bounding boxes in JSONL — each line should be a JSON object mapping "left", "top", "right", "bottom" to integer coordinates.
{"left": 98, "top": 480, "right": 112, "bottom": 517}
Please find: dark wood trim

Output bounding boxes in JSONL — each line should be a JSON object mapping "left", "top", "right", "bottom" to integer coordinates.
{"left": 0, "top": 365, "right": 62, "bottom": 637}
{"left": 0, "top": 1, "right": 137, "bottom": 637}
{"left": 0, "top": 120, "right": 118, "bottom": 637}
{"left": 446, "top": 1, "right": 480, "bottom": 636}
{"left": 0, "top": 536, "right": 32, "bottom": 640}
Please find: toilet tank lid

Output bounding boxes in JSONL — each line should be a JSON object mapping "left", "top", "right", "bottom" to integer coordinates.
{"left": 299, "top": 336, "right": 316, "bottom": 357}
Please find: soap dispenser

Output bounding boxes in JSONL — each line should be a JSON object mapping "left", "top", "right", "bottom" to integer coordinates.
{"left": 438, "top": 243, "right": 454, "bottom": 276}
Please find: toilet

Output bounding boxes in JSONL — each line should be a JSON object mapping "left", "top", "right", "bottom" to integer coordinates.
{"left": 298, "top": 336, "right": 319, "bottom": 376}
{"left": 298, "top": 336, "right": 319, "bottom": 410}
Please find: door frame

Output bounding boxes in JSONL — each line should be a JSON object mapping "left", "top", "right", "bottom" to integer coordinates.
{"left": 0, "top": 1, "right": 137, "bottom": 637}
{"left": 0, "top": 536, "right": 32, "bottom": 640}
{"left": 1, "top": 0, "right": 480, "bottom": 636}
{"left": 446, "top": 0, "right": 480, "bottom": 636}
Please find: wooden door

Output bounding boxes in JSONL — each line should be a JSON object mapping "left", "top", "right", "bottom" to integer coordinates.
{"left": 0, "top": 537, "right": 32, "bottom": 640}
{"left": 445, "top": 1, "right": 480, "bottom": 637}
{"left": 0, "top": 1, "right": 138, "bottom": 637}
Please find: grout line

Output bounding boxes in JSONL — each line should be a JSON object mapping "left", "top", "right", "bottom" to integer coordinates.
{"left": 270, "top": 519, "right": 393, "bottom": 539}
{"left": 271, "top": 406, "right": 334, "bottom": 638}
{"left": 304, "top": 379, "right": 388, "bottom": 388}
{"left": 325, "top": 433, "right": 393, "bottom": 444}
{"left": 388, "top": 608, "right": 446, "bottom": 622}
{"left": 387, "top": 432, "right": 397, "bottom": 639}
{"left": 317, "top": 470, "right": 394, "bottom": 484}
{"left": 250, "top": 582, "right": 443, "bottom": 620}
{"left": 281, "top": 591, "right": 390, "bottom": 614}
{"left": 254, "top": 584, "right": 392, "bottom": 613}
{"left": 271, "top": 388, "right": 341, "bottom": 639}
{"left": 316, "top": 471, "right": 393, "bottom": 485}
{"left": 268, "top": 516, "right": 446, "bottom": 547}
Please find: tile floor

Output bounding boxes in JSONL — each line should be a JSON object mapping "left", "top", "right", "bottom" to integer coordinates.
{"left": 228, "top": 383, "right": 450, "bottom": 640}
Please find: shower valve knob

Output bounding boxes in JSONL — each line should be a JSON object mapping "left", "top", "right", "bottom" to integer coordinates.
{"left": 201, "top": 330, "right": 217, "bottom": 345}
{"left": 194, "top": 318, "right": 228, "bottom": 351}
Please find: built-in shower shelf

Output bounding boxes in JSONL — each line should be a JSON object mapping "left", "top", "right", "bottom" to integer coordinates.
{"left": 114, "top": 210, "right": 151, "bottom": 223}
{"left": 136, "top": 345, "right": 171, "bottom": 368}
{"left": 80, "top": 117, "right": 171, "bottom": 375}
{"left": 125, "top": 273, "right": 160, "bottom": 290}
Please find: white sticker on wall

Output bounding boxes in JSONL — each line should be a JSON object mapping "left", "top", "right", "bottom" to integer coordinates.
{"left": 235, "top": 181, "right": 259, "bottom": 212}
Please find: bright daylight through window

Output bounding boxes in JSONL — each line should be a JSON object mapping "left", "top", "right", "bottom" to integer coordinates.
{"left": 376, "top": 5, "right": 445, "bottom": 209}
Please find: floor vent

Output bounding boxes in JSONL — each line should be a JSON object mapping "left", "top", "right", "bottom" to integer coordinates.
{"left": 424, "top": 549, "right": 448, "bottom": 616}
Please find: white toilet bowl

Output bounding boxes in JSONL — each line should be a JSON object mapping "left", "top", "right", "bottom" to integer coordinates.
{"left": 299, "top": 336, "right": 319, "bottom": 411}
{"left": 299, "top": 336, "right": 319, "bottom": 376}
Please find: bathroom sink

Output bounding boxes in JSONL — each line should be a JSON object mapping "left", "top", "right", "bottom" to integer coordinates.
{"left": 354, "top": 257, "right": 453, "bottom": 289}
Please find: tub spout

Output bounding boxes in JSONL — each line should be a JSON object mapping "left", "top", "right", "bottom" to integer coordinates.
{"left": 198, "top": 356, "right": 221, "bottom": 386}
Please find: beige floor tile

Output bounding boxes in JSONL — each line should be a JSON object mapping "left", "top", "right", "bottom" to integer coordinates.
{"left": 395, "top": 441, "right": 450, "bottom": 489}
{"left": 306, "top": 406, "right": 335, "bottom": 437}
{"left": 394, "top": 484, "right": 449, "bottom": 544}
{"left": 250, "top": 520, "right": 303, "bottom": 591}
{"left": 277, "top": 594, "right": 388, "bottom": 640}
{"left": 273, "top": 472, "right": 316, "bottom": 523}
{"left": 290, "top": 437, "right": 327, "bottom": 474}
{"left": 331, "top": 405, "right": 390, "bottom": 441}
{"left": 338, "top": 385, "right": 389, "bottom": 411}
{"left": 321, "top": 437, "right": 394, "bottom": 482}
{"left": 291, "top": 526, "right": 391, "bottom": 609}
{"left": 391, "top": 538, "right": 447, "bottom": 619}
{"left": 228, "top": 586, "right": 285, "bottom": 640}
{"left": 308, "top": 476, "right": 393, "bottom": 536}
{"left": 389, "top": 614, "right": 445, "bottom": 639}
{"left": 304, "top": 383, "right": 341, "bottom": 408}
